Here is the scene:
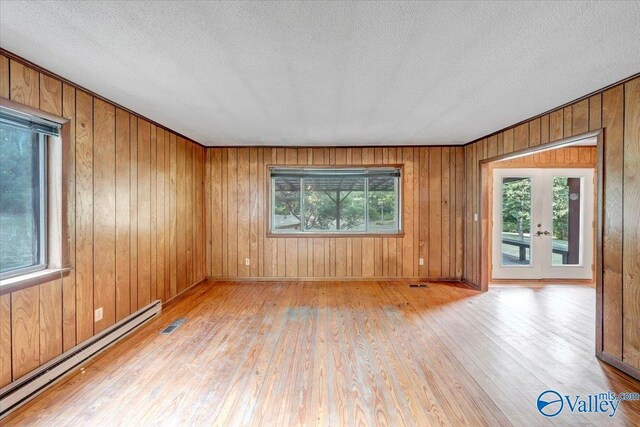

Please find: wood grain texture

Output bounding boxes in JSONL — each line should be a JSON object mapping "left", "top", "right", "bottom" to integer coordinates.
{"left": 11, "top": 287, "right": 39, "bottom": 379}
{"left": 38, "top": 74, "right": 62, "bottom": 116}
{"left": 602, "top": 85, "right": 625, "bottom": 359}
{"left": 61, "top": 83, "right": 76, "bottom": 352}
{"left": 623, "top": 78, "right": 640, "bottom": 369}
{"left": 0, "top": 54, "right": 9, "bottom": 98}
{"left": 74, "top": 90, "right": 94, "bottom": 343}
{"left": 93, "top": 99, "right": 116, "bottom": 333}
{"left": 0, "top": 294, "right": 11, "bottom": 387}
{"left": 1, "top": 57, "right": 206, "bottom": 385}
{"left": 4, "top": 281, "right": 640, "bottom": 426}
{"left": 206, "top": 147, "right": 464, "bottom": 280}
{"left": 9, "top": 59, "right": 39, "bottom": 108}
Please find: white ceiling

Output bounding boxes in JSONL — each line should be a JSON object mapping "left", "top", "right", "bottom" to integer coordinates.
{"left": 1, "top": 1, "right": 639, "bottom": 147}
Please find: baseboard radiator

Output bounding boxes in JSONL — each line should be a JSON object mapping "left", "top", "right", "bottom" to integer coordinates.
{"left": 0, "top": 300, "right": 162, "bottom": 419}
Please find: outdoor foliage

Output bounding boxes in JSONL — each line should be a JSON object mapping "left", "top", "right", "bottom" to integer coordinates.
{"left": 501, "top": 176, "right": 571, "bottom": 241}
{"left": 0, "top": 125, "right": 38, "bottom": 215}
{"left": 0, "top": 124, "right": 41, "bottom": 273}
{"left": 273, "top": 177, "right": 396, "bottom": 231}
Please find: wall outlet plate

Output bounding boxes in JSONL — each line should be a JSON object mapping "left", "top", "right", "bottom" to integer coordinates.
{"left": 245, "top": 258, "right": 250, "bottom": 266}
{"left": 94, "top": 307, "right": 103, "bottom": 322}
{"left": 419, "top": 258, "right": 424, "bottom": 266}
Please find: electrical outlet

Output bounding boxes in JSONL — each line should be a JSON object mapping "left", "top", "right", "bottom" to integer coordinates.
{"left": 473, "top": 213, "right": 478, "bottom": 222}
{"left": 94, "top": 307, "right": 103, "bottom": 322}
{"left": 419, "top": 258, "right": 424, "bottom": 266}
{"left": 245, "top": 258, "right": 250, "bottom": 266}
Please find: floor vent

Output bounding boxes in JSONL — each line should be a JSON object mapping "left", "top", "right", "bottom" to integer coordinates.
{"left": 409, "top": 283, "right": 429, "bottom": 288}
{"left": 160, "top": 318, "right": 186, "bottom": 334}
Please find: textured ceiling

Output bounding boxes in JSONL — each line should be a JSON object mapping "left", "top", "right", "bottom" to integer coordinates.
{"left": 1, "top": 1, "right": 639, "bottom": 147}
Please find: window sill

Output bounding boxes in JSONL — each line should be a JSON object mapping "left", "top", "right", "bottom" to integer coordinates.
{"left": 0, "top": 267, "right": 71, "bottom": 295}
{"left": 266, "top": 232, "right": 405, "bottom": 238}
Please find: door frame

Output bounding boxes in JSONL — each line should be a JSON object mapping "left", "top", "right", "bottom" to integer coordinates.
{"left": 478, "top": 129, "right": 604, "bottom": 355}
{"left": 491, "top": 167, "right": 595, "bottom": 280}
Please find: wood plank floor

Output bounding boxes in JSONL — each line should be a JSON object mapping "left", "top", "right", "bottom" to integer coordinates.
{"left": 4, "top": 281, "right": 640, "bottom": 426}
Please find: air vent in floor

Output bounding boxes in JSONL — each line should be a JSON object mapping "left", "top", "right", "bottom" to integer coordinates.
{"left": 160, "top": 318, "right": 187, "bottom": 334}
{"left": 409, "top": 283, "right": 429, "bottom": 288}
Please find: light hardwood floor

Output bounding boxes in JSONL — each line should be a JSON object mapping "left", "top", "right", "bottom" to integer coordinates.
{"left": 3, "top": 281, "right": 640, "bottom": 426}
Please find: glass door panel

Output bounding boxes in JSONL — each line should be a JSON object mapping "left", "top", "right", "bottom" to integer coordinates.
{"left": 501, "top": 177, "right": 532, "bottom": 266}
{"left": 551, "top": 177, "right": 582, "bottom": 266}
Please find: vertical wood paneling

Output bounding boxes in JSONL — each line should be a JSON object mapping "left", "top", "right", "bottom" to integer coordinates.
{"left": 169, "top": 133, "right": 178, "bottom": 296}
{"left": 61, "top": 83, "right": 76, "bottom": 352}
{"left": 602, "top": 86, "right": 624, "bottom": 358}
{"left": 39, "top": 74, "right": 62, "bottom": 116}
{"left": 129, "top": 117, "right": 138, "bottom": 312}
{"left": 11, "top": 287, "right": 39, "bottom": 379}
{"left": 428, "top": 148, "right": 442, "bottom": 276}
{"left": 156, "top": 128, "right": 166, "bottom": 302}
{"left": 2, "top": 56, "right": 207, "bottom": 385}
{"left": 237, "top": 149, "right": 251, "bottom": 276}
{"left": 39, "top": 281, "right": 62, "bottom": 364}
{"left": 92, "top": 99, "right": 116, "bottom": 332}
{"left": 9, "top": 60, "right": 39, "bottom": 108}
{"left": 573, "top": 99, "right": 589, "bottom": 135}
{"left": 0, "top": 54, "right": 9, "bottom": 98}
{"left": 205, "top": 146, "right": 463, "bottom": 279}
{"left": 150, "top": 126, "right": 157, "bottom": 301}
{"left": 75, "top": 91, "right": 94, "bottom": 343}
{"left": 137, "top": 121, "right": 151, "bottom": 307}
{"left": 0, "top": 294, "right": 10, "bottom": 387}
{"left": 115, "top": 109, "right": 131, "bottom": 322}
{"left": 623, "top": 78, "right": 640, "bottom": 369}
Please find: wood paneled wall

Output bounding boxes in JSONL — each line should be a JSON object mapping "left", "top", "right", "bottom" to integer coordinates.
{"left": 463, "top": 76, "right": 640, "bottom": 372}
{"left": 0, "top": 53, "right": 206, "bottom": 386}
{"left": 205, "top": 147, "right": 464, "bottom": 280}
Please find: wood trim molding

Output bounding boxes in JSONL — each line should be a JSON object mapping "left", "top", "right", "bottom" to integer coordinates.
{"left": 0, "top": 268, "right": 71, "bottom": 296}
{"left": 599, "top": 352, "right": 640, "bottom": 381}
{"left": 265, "top": 163, "right": 406, "bottom": 236}
{"left": 478, "top": 130, "right": 603, "bottom": 292}
{"left": 207, "top": 276, "right": 467, "bottom": 284}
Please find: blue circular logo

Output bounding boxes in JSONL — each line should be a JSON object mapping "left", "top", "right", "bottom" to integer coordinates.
{"left": 537, "top": 390, "right": 564, "bottom": 417}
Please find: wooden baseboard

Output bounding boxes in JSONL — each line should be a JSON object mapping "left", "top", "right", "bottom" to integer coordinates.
{"left": 206, "top": 276, "right": 465, "bottom": 284}
{"left": 162, "top": 277, "right": 208, "bottom": 308}
{"left": 598, "top": 352, "right": 640, "bottom": 381}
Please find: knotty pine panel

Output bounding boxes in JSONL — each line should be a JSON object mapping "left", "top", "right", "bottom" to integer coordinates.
{"left": 1, "top": 53, "right": 206, "bottom": 384}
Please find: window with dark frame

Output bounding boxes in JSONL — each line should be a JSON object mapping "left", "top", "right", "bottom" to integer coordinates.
{"left": 0, "top": 108, "right": 58, "bottom": 279}
{"left": 270, "top": 167, "right": 401, "bottom": 234}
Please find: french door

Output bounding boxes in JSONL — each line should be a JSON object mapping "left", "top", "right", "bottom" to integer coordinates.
{"left": 492, "top": 168, "right": 594, "bottom": 280}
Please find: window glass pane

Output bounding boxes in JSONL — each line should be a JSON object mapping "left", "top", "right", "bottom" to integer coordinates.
{"left": 270, "top": 168, "right": 400, "bottom": 234}
{"left": 552, "top": 176, "right": 581, "bottom": 265}
{"left": 0, "top": 124, "right": 41, "bottom": 273}
{"left": 304, "top": 176, "right": 365, "bottom": 231}
{"left": 501, "top": 177, "right": 531, "bottom": 266}
{"left": 272, "top": 176, "right": 301, "bottom": 232}
{"left": 367, "top": 176, "right": 397, "bottom": 232}
{"left": 0, "top": 124, "right": 43, "bottom": 275}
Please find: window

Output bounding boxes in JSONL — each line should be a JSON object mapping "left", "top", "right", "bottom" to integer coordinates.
{"left": 270, "top": 167, "right": 401, "bottom": 234}
{"left": 0, "top": 108, "right": 58, "bottom": 279}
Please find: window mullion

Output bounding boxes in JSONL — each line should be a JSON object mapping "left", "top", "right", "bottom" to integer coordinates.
{"left": 364, "top": 177, "right": 369, "bottom": 232}
{"left": 300, "top": 177, "right": 305, "bottom": 232}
